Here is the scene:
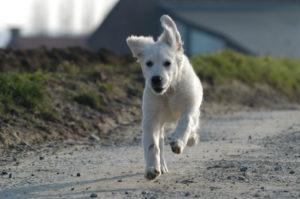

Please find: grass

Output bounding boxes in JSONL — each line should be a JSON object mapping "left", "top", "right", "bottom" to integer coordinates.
{"left": 1, "top": 50, "right": 299, "bottom": 116}
{"left": 57, "top": 61, "right": 80, "bottom": 75}
{"left": 0, "top": 71, "right": 59, "bottom": 120}
{"left": 0, "top": 72, "right": 46, "bottom": 112}
{"left": 72, "top": 81, "right": 106, "bottom": 111}
{"left": 74, "top": 91, "right": 105, "bottom": 110}
{"left": 97, "top": 82, "right": 113, "bottom": 93}
{"left": 192, "top": 50, "right": 300, "bottom": 100}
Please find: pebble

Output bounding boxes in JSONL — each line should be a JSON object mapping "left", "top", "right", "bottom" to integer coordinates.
{"left": 180, "top": 179, "right": 194, "bottom": 185}
{"left": 185, "top": 192, "right": 191, "bottom": 197}
{"left": 238, "top": 176, "right": 245, "bottom": 181}
{"left": 289, "top": 170, "right": 295, "bottom": 174}
{"left": 274, "top": 166, "right": 282, "bottom": 171}
{"left": 47, "top": 143, "right": 54, "bottom": 148}
{"left": 240, "top": 166, "right": 248, "bottom": 172}
{"left": 76, "top": 173, "right": 81, "bottom": 177}
{"left": 90, "top": 193, "right": 97, "bottom": 198}
{"left": 1, "top": 171, "right": 8, "bottom": 175}
{"left": 89, "top": 134, "right": 100, "bottom": 141}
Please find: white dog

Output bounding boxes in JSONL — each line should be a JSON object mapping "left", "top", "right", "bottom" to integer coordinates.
{"left": 126, "top": 15, "right": 203, "bottom": 180}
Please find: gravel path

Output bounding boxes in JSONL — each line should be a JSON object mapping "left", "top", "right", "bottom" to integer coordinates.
{"left": 0, "top": 110, "right": 300, "bottom": 199}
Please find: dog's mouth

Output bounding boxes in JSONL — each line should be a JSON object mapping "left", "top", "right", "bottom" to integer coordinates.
{"left": 153, "top": 86, "right": 163, "bottom": 93}
{"left": 151, "top": 85, "right": 167, "bottom": 95}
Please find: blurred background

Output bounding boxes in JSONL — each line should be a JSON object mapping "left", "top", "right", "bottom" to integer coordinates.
{"left": 1, "top": 0, "right": 300, "bottom": 57}
{"left": 0, "top": 0, "right": 299, "bottom": 151}
{"left": 0, "top": 0, "right": 118, "bottom": 49}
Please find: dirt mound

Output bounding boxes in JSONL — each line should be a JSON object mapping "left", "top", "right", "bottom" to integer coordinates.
{"left": 0, "top": 48, "right": 140, "bottom": 153}
{"left": 0, "top": 47, "right": 134, "bottom": 72}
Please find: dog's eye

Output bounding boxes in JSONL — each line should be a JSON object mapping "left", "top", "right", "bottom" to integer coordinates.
{"left": 146, "top": 61, "right": 153, "bottom": 67}
{"left": 163, "top": 60, "right": 171, "bottom": 68}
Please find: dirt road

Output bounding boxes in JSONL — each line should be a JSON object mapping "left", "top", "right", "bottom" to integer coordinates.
{"left": 0, "top": 110, "right": 299, "bottom": 199}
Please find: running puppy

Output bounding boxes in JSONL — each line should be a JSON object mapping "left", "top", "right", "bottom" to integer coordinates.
{"left": 126, "top": 15, "right": 203, "bottom": 180}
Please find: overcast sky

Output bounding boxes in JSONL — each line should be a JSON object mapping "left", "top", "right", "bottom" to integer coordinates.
{"left": 0, "top": 0, "right": 119, "bottom": 47}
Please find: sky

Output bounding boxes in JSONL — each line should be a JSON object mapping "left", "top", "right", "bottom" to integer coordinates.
{"left": 0, "top": 0, "right": 119, "bottom": 47}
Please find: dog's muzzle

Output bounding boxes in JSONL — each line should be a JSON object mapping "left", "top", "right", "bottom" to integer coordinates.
{"left": 151, "top": 76, "right": 164, "bottom": 93}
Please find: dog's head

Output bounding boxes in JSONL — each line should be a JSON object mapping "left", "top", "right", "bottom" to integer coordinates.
{"left": 126, "top": 15, "right": 184, "bottom": 95}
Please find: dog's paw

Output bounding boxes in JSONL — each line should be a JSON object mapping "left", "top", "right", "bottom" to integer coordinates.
{"left": 161, "top": 162, "right": 168, "bottom": 174}
{"left": 145, "top": 167, "right": 161, "bottom": 180}
{"left": 187, "top": 133, "right": 199, "bottom": 147}
{"left": 170, "top": 140, "right": 184, "bottom": 154}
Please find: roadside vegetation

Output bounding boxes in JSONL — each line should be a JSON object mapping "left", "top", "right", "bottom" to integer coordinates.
{"left": 192, "top": 50, "right": 300, "bottom": 100}
{"left": 0, "top": 72, "right": 54, "bottom": 115}
{"left": 0, "top": 48, "right": 299, "bottom": 150}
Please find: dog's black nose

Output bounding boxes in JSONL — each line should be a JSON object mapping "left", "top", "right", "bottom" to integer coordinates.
{"left": 151, "top": 76, "right": 162, "bottom": 86}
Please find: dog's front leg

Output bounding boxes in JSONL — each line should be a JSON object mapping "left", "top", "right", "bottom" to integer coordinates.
{"left": 142, "top": 117, "right": 161, "bottom": 180}
{"left": 159, "top": 128, "right": 168, "bottom": 174}
{"left": 170, "top": 110, "right": 199, "bottom": 154}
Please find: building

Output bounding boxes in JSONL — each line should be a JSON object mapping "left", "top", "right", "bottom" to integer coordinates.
{"left": 7, "top": 28, "right": 89, "bottom": 50}
{"left": 88, "top": 0, "right": 300, "bottom": 57}
{"left": 7, "top": 0, "right": 300, "bottom": 57}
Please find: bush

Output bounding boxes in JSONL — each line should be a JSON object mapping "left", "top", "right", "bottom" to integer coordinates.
{"left": 0, "top": 72, "right": 46, "bottom": 112}
{"left": 192, "top": 50, "right": 300, "bottom": 100}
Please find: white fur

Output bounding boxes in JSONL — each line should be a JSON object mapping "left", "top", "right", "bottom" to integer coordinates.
{"left": 126, "top": 15, "right": 203, "bottom": 180}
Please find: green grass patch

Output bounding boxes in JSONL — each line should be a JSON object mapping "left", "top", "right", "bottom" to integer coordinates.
{"left": 0, "top": 71, "right": 59, "bottom": 120}
{"left": 72, "top": 82, "right": 105, "bottom": 111}
{"left": 74, "top": 91, "right": 104, "bottom": 110}
{"left": 57, "top": 61, "right": 80, "bottom": 75}
{"left": 97, "top": 82, "right": 113, "bottom": 93}
{"left": 192, "top": 50, "right": 300, "bottom": 100}
{"left": 0, "top": 72, "right": 46, "bottom": 112}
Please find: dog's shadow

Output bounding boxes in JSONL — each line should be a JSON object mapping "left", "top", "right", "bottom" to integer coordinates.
{"left": 0, "top": 172, "right": 143, "bottom": 198}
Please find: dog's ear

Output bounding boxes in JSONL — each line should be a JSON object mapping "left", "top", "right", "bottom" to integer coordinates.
{"left": 158, "top": 15, "right": 183, "bottom": 52}
{"left": 126, "top": 36, "right": 154, "bottom": 58}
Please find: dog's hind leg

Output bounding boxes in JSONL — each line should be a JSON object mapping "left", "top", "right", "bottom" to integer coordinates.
{"left": 187, "top": 114, "right": 200, "bottom": 147}
{"left": 159, "top": 126, "right": 168, "bottom": 174}
{"left": 187, "top": 130, "right": 199, "bottom": 147}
